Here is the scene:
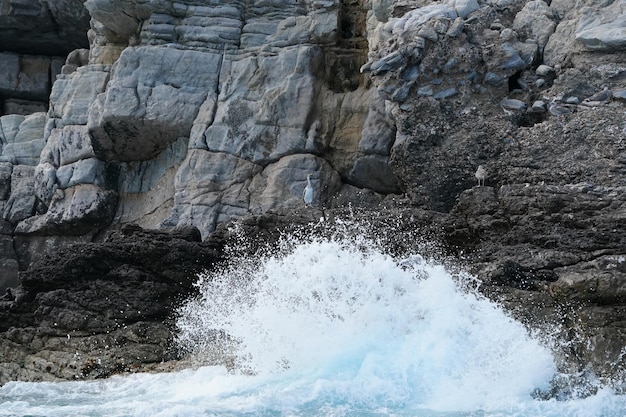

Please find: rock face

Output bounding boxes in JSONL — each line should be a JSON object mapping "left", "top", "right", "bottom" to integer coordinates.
{"left": 0, "top": 225, "right": 221, "bottom": 385}
{"left": 1, "top": 0, "right": 626, "bottom": 390}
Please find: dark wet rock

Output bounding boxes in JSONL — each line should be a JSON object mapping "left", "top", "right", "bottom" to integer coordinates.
{"left": 0, "top": 225, "right": 222, "bottom": 384}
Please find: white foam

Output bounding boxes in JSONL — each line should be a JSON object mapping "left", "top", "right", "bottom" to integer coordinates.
{"left": 3, "top": 232, "right": 626, "bottom": 417}
{"left": 176, "top": 234, "right": 557, "bottom": 412}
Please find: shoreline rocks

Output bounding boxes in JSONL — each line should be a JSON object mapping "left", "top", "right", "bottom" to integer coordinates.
{"left": 0, "top": 0, "right": 625, "bottom": 391}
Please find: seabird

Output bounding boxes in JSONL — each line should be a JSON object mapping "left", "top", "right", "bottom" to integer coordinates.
{"left": 549, "top": 99, "right": 572, "bottom": 117}
{"left": 303, "top": 174, "right": 314, "bottom": 207}
{"left": 582, "top": 87, "right": 612, "bottom": 106}
{"left": 475, "top": 165, "right": 487, "bottom": 187}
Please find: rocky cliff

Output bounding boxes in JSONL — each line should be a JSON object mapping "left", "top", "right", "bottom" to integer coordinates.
{"left": 1, "top": 0, "right": 626, "bottom": 389}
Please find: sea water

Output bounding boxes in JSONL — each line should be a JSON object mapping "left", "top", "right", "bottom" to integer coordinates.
{"left": 2, "top": 226, "right": 626, "bottom": 417}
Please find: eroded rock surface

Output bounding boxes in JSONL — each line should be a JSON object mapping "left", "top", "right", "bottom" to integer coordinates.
{"left": 0, "top": 225, "right": 221, "bottom": 385}
{"left": 0, "top": 0, "right": 625, "bottom": 391}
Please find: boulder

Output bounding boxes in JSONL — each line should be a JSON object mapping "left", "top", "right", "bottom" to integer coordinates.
{"left": 576, "top": 3, "right": 626, "bottom": 50}
{"left": 89, "top": 46, "right": 221, "bottom": 161}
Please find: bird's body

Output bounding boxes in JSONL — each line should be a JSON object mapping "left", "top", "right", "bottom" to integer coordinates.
{"left": 303, "top": 174, "right": 314, "bottom": 206}
{"left": 549, "top": 99, "right": 572, "bottom": 117}
{"left": 583, "top": 87, "right": 612, "bottom": 106}
{"left": 475, "top": 165, "right": 487, "bottom": 187}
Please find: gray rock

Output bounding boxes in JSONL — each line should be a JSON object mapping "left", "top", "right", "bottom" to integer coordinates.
{"left": 359, "top": 97, "right": 397, "bottom": 155}
{"left": 164, "top": 149, "right": 262, "bottom": 237}
{"left": 544, "top": 20, "right": 578, "bottom": 67}
{"left": 0, "top": 53, "right": 57, "bottom": 103}
{"left": 433, "top": 88, "right": 459, "bottom": 99}
{"left": 447, "top": 0, "right": 479, "bottom": 19}
{"left": 89, "top": 46, "right": 221, "bottom": 161}
{"left": 2, "top": 99, "right": 47, "bottom": 116}
{"left": 530, "top": 100, "right": 547, "bottom": 113}
{"left": 45, "top": 125, "right": 97, "bottom": 167}
{"left": 3, "top": 165, "right": 36, "bottom": 224}
{"left": 348, "top": 154, "right": 401, "bottom": 194}
{"left": 55, "top": 158, "right": 115, "bottom": 190}
{"left": 34, "top": 162, "right": 58, "bottom": 206}
{"left": 0, "top": 112, "right": 46, "bottom": 166}
{"left": 512, "top": 0, "right": 557, "bottom": 48}
{"left": 0, "top": 163, "right": 13, "bottom": 200}
{"left": 0, "top": 0, "right": 89, "bottom": 56}
{"left": 203, "top": 46, "right": 318, "bottom": 164}
{"left": 15, "top": 184, "right": 118, "bottom": 235}
{"left": 49, "top": 67, "right": 110, "bottom": 126}
{"left": 500, "top": 98, "right": 527, "bottom": 112}
{"left": 613, "top": 89, "right": 626, "bottom": 101}
{"left": 249, "top": 154, "right": 341, "bottom": 213}
{"left": 576, "top": 3, "right": 626, "bottom": 50}
{"left": 446, "top": 17, "right": 465, "bottom": 37}
{"left": 535, "top": 64, "right": 554, "bottom": 77}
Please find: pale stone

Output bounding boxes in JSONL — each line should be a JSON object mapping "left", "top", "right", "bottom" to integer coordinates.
{"left": 544, "top": 20, "right": 579, "bottom": 67}
{"left": 164, "top": 149, "right": 262, "bottom": 237}
{"left": 44, "top": 125, "right": 97, "bottom": 167}
{"left": 358, "top": 95, "right": 396, "bottom": 155}
{"left": 89, "top": 46, "right": 221, "bottom": 161}
{"left": 248, "top": 153, "right": 342, "bottom": 213}
{"left": 55, "top": 158, "right": 114, "bottom": 189}
{"left": 512, "top": 0, "right": 557, "bottom": 48}
{"left": 114, "top": 137, "right": 188, "bottom": 228}
{"left": 204, "top": 46, "right": 318, "bottom": 163}
{"left": 34, "top": 162, "right": 58, "bottom": 206}
{"left": 0, "top": 112, "right": 46, "bottom": 166}
{"left": 49, "top": 67, "right": 110, "bottom": 125}
{"left": 576, "top": 4, "right": 626, "bottom": 50}
{"left": 447, "top": 0, "right": 479, "bottom": 19}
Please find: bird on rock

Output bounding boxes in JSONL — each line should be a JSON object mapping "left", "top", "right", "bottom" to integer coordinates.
{"left": 549, "top": 99, "right": 572, "bottom": 117}
{"left": 303, "top": 174, "right": 314, "bottom": 207}
{"left": 583, "top": 87, "right": 612, "bottom": 106}
{"left": 475, "top": 165, "right": 487, "bottom": 187}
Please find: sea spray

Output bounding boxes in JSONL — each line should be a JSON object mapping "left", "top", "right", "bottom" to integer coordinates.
{"left": 3, "top": 225, "right": 626, "bottom": 416}
{"left": 174, "top": 226, "right": 557, "bottom": 412}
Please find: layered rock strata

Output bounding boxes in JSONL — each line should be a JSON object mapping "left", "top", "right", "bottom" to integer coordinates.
{"left": 0, "top": 0, "right": 625, "bottom": 391}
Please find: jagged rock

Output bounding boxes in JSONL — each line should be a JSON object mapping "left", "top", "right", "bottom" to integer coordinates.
{"left": 49, "top": 67, "right": 110, "bottom": 126}
{"left": 3, "top": 165, "right": 37, "bottom": 224}
{"left": 15, "top": 184, "right": 118, "bottom": 235}
{"left": 249, "top": 153, "right": 342, "bottom": 212}
{"left": 575, "top": 1, "right": 626, "bottom": 50}
{"left": 164, "top": 149, "right": 262, "bottom": 236}
{"left": 202, "top": 46, "right": 319, "bottom": 164}
{"left": 0, "top": 225, "right": 222, "bottom": 384}
{"left": 89, "top": 46, "right": 221, "bottom": 161}
{"left": 0, "top": 0, "right": 626, "bottom": 389}
{"left": 512, "top": 0, "right": 557, "bottom": 49}
{"left": 0, "top": 112, "right": 46, "bottom": 165}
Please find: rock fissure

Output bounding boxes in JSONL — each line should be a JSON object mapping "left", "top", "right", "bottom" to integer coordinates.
{"left": 0, "top": 0, "right": 625, "bottom": 389}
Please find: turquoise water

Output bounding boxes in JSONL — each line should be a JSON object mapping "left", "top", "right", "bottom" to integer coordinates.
{"left": 2, "top": 232, "right": 625, "bottom": 416}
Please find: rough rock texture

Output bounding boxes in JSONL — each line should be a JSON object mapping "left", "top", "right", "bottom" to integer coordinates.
{"left": 0, "top": 0, "right": 626, "bottom": 392}
{"left": 0, "top": 0, "right": 90, "bottom": 116}
{"left": 0, "top": 225, "right": 221, "bottom": 385}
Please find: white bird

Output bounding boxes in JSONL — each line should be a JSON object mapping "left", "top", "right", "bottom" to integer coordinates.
{"left": 475, "top": 165, "right": 487, "bottom": 187}
{"left": 303, "top": 174, "right": 314, "bottom": 207}
{"left": 582, "top": 87, "right": 612, "bottom": 106}
{"left": 549, "top": 99, "right": 572, "bottom": 117}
